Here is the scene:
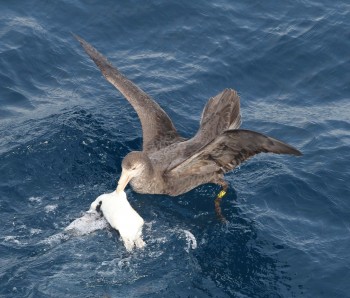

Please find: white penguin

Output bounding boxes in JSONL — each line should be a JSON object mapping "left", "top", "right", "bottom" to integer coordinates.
{"left": 89, "top": 190, "right": 145, "bottom": 252}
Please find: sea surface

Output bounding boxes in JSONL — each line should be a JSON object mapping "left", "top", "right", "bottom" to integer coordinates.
{"left": 0, "top": 1, "right": 349, "bottom": 297}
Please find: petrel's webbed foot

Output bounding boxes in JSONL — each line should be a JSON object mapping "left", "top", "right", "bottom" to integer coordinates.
{"left": 214, "top": 180, "right": 228, "bottom": 223}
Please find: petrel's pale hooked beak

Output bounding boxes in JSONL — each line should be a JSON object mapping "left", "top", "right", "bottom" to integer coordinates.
{"left": 116, "top": 169, "right": 131, "bottom": 192}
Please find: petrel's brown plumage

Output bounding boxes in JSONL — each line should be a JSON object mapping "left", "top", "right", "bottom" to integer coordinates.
{"left": 74, "top": 34, "right": 301, "bottom": 218}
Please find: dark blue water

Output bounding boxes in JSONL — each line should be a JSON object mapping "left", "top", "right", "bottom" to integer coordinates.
{"left": 1, "top": 1, "right": 349, "bottom": 297}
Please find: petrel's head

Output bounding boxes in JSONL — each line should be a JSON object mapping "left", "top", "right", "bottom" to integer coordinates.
{"left": 116, "top": 151, "right": 150, "bottom": 192}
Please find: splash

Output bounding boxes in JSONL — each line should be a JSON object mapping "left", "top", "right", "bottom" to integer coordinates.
{"left": 42, "top": 211, "right": 107, "bottom": 246}
{"left": 183, "top": 230, "right": 197, "bottom": 252}
{"left": 64, "top": 211, "right": 108, "bottom": 236}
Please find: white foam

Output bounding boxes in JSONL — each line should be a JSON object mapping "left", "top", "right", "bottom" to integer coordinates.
{"left": 30, "top": 228, "right": 42, "bottom": 235}
{"left": 41, "top": 232, "right": 70, "bottom": 246}
{"left": 183, "top": 230, "right": 197, "bottom": 252}
{"left": 28, "top": 196, "right": 42, "bottom": 203}
{"left": 64, "top": 211, "right": 108, "bottom": 236}
{"left": 4, "top": 236, "right": 21, "bottom": 245}
{"left": 44, "top": 204, "right": 58, "bottom": 213}
{"left": 42, "top": 211, "right": 107, "bottom": 246}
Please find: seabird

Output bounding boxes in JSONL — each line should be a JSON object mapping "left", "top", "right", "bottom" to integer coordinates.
{"left": 74, "top": 35, "right": 302, "bottom": 220}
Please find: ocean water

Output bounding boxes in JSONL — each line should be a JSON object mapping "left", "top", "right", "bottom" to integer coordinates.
{"left": 0, "top": 0, "right": 349, "bottom": 297}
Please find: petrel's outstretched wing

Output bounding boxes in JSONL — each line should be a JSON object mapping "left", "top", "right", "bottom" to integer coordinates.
{"left": 167, "top": 129, "right": 302, "bottom": 177}
{"left": 195, "top": 88, "right": 241, "bottom": 144}
{"left": 74, "top": 34, "right": 183, "bottom": 152}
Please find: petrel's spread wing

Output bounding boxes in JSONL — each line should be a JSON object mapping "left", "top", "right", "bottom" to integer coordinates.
{"left": 167, "top": 129, "right": 302, "bottom": 177}
{"left": 74, "top": 34, "right": 183, "bottom": 152}
{"left": 194, "top": 88, "right": 241, "bottom": 145}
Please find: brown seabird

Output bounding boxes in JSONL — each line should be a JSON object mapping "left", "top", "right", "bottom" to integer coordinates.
{"left": 74, "top": 35, "right": 302, "bottom": 220}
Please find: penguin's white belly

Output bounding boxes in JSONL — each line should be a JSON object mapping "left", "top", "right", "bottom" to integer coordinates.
{"left": 90, "top": 191, "right": 145, "bottom": 252}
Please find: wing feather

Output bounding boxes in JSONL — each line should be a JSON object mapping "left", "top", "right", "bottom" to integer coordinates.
{"left": 194, "top": 89, "right": 241, "bottom": 145}
{"left": 167, "top": 129, "right": 301, "bottom": 177}
{"left": 74, "top": 34, "right": 182, "bottom": 152}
